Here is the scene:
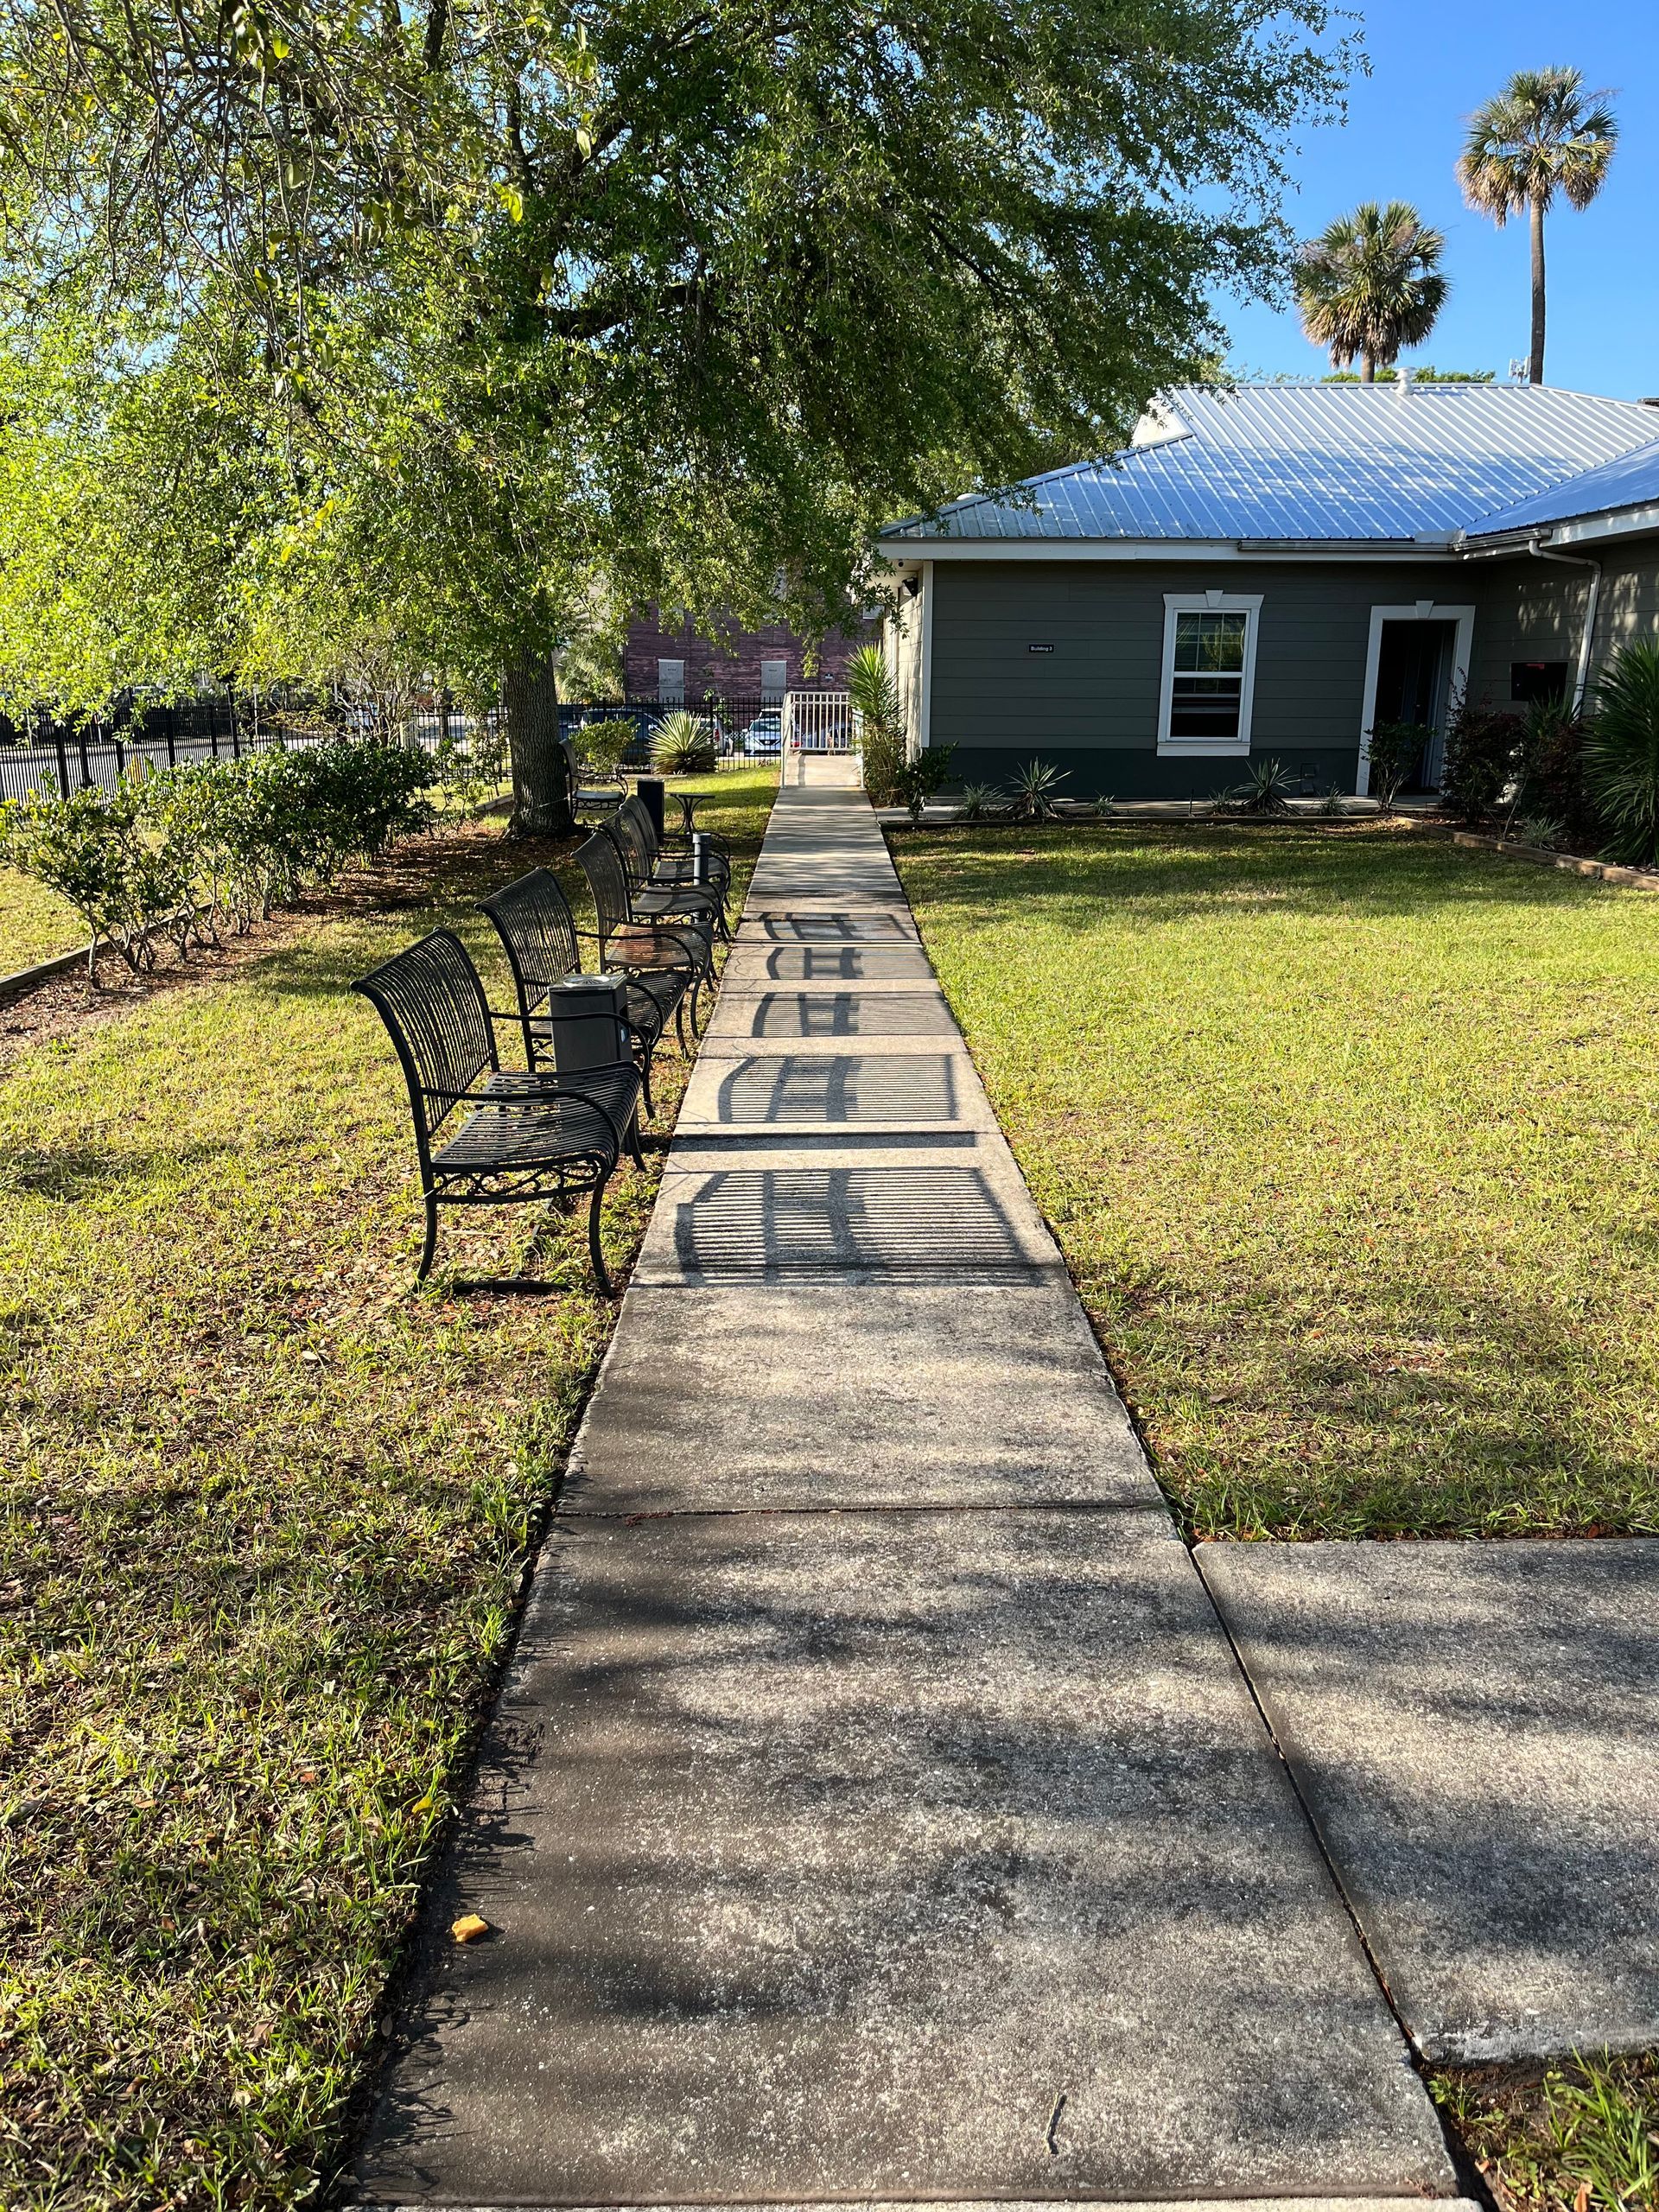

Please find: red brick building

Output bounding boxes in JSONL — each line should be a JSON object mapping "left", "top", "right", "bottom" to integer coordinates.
{"left": 621, "top": 609, "right": 876, "bottom": 702}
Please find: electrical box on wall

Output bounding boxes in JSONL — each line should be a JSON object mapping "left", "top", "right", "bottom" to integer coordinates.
{"left": 1511, "top": 660, "right": 1570, "bottom": 703}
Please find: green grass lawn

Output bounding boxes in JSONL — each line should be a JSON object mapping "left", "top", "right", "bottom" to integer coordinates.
{"left": 0, "top": 865, "right": 88, "bottom": 973}
{"left": 0, "top": 768, "right": 772, "bottom": 2209}
{"left": 893, "top": 822, "right": 1659, "bottom": 1541}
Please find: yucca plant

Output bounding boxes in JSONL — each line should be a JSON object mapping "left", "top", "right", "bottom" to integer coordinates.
{"left": 652, "top": 709, "right": 719, "bottom": 774}
{"left": 957, "top": 781, "right": 1004, "bottom": 820}
{"left": 1585, "top": 643, "right": 1659, "bottom": 867}
{"left": 1007, "top": 759, "right": 1069, "bottom": 821}
{"left": 1229, "top": 756, "right": 1296, "bottom": 816}
{"left": 848, "top": 643, "right": 906, "bottom": 804}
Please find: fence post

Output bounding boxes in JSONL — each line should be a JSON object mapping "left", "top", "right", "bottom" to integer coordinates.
{"left": 54, "top": 731, "right": 69, "bottom": 799}
{"left": 227, "top": 687, "right": 240, "bottom": 760}
{"left": 113, "top": 732, "right": 125, "bottom": 779}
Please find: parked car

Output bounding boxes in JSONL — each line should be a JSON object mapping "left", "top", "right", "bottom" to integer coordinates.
{"left": 732, "top": 709, "right": 783, "bottom": 757}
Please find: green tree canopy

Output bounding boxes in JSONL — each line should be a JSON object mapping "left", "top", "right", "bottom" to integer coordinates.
{"left": 0, "top": 0, "right": 1351, "bottom": 823}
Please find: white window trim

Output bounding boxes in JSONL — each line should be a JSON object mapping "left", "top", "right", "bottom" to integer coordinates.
{"left": 1355, "top": 603, "right": 1474, "bottom": 797}
{"left": 1157, "top": 592, "right": 1263, "bottom": 756}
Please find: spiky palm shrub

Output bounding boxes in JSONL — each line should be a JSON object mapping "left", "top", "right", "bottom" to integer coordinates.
{"left": 652, "top": 710, "right": 718, "bottom": 774}
{"left": 1585, "top": 645, "right": 1659, "bottom": 867}
{"left": 847, "top": 643, "right": 906, "bottom": 804}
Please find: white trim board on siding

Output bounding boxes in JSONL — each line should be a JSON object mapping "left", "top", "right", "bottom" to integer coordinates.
{"left": 918, "top": 561, "right": 936, "bottom": 753}
{"left": 1156, "top": 591, "right": 1262, "bottom": 758}
{"left": 1355, "top": 603, "right": 1474, "bottom": 798}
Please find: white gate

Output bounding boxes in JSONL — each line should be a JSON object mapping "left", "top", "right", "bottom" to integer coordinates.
{"left": 781, "top": 689, "right": 860, "bottom": 757}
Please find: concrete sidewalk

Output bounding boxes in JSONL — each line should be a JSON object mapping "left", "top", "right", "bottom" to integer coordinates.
{"left": 355, "top": 772, "right": 1465, "bottom": 2210}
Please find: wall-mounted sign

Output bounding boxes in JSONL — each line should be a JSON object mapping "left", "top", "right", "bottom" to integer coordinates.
{"left": 1027, "top": 642, "right": 1056, "bottom": 654}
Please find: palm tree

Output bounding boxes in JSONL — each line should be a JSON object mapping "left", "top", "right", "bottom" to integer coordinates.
{"left": 1294, "top": 201, "right": 1448, "bottom": 382}
{"left": 1459, "top": 67, "right": 1618, "bottom": 386}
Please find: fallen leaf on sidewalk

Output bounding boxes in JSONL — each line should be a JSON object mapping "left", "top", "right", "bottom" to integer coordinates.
{"left": 450, "top": 1913, "right": 491, "bottom": 1945}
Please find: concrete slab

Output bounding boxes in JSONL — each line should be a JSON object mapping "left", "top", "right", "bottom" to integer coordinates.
{"left": 718, "top": 942, "right": 938, "bottom": 985}
{"left": 737, "top": 911, "right": 918, "bottom": 940}
{"left": 355, "top": 1511, "right": 1456, "bottom": 2206}
{"left": 676, "top": 1047, "right": 996, "bottom": 1133}
{"left": 631, "top": 1155, "right": 1065, "bottom": 1282}
{"left": 702, "top": 989, "right": 961, "bottom": 1040}
{"left": 1201, "top": 1538, "right": 1659, "bottom": 2062}
{"left": 561, "top": 1282, "right": 1164, "bottom": 1514}
{"left": 365, "top": 2200, "right": 1479, "bottom": 2212}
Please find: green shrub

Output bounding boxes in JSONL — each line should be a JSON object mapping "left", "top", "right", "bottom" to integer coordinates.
{"left": 651, "top": 710, "right": 718, "bottom": 774}
{"left": 1513, "top": 698, "right": 1598, "bottom": 854}
{"left": 578, "top": 718, "right": 639, "bottom": 778}
{"left": 0, "top": 740, "right": 436, "bottom": 970}
{"left": 1364, "top": 720, "right": 1430, "bottom": 809}
{"left": 892, "top": 747, "right": 956, "bottom": 824}
{"left": 1440, "top": 694, "right": 1522, "bottom": 823}
{"left": 1586, "top": 642, "right": 1659, "bottom": 866}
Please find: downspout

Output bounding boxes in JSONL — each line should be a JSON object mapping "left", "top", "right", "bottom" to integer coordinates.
{"left": 1528, "top": 534, "right": 1603, "bottom": 711}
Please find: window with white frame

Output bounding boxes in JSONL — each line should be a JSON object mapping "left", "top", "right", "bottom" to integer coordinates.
{"left": 657, "top": 657, "right": 685, "bottom": 703}
{"left": 1157, "top": 594, "right": 1262, "bottom": 753}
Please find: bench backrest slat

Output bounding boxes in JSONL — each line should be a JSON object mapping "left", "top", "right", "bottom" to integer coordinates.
{"left": 575, "top": 830, "right": 633, "bottom": 945}
{"left": 353, "top": 929, "right": 497, "bottom": 1151}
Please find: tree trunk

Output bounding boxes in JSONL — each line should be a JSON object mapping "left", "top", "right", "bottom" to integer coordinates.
{"left": 503, "top": 650, "right": 574, "bottom": 836}
{"left": 1361, "top": 354, "right": 1376, "bottom": 383}
{"left": 1529, "top": 197, "right": 1547, "bottom": 385}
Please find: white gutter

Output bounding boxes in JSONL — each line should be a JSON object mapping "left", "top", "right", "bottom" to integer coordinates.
{"left": 1528, "top": 536, "right": 1603, "bottom": 710}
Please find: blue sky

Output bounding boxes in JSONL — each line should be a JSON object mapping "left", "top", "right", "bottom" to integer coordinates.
{"left": 1219, "top": 0, "right": 1658, "bottom": 397}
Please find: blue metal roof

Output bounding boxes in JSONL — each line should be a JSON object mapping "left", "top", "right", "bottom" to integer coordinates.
{"left": 882, "top": 385, "right": 1659, "bottom": 545}
{"left": 1466, "top": 436, "right": 1659, "bottom": 535}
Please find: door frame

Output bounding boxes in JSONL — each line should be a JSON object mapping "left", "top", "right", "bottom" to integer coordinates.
{"left": 1355, "top": 601, "right": 1474, "bottom": 797}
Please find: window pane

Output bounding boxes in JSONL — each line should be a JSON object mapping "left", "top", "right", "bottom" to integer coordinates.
{"left": 1173, "top": 611, "right": 1247, "bottom": 674}
{"left": 1170, "top": 673, "right": 1242, "bottom": 740}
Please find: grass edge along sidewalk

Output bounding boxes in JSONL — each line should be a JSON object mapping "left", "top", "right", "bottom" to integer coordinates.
{"left": 0, "top": 768, "right": 773, "bottom": 2211}
{"left": 889, "top": 817, "right": 1659, "bottom": 1544}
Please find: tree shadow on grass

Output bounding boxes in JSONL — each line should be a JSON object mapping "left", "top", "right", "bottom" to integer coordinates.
{"left": 899, "top": 824, "right": 1655, "bottom": 932}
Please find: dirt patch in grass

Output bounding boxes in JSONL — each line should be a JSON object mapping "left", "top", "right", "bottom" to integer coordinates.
{"left": 892, "top": 820, "right": 1659, "bottom": 1541}
{"left": 1434, "top": 2054, "right": 1659, "bottom": 2209}
{"left": 0, "top": 771, "right": 773, "bottom": 2208}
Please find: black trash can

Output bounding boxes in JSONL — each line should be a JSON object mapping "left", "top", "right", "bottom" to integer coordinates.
{"left": 635, "top": 774, "right": 666, "bottom": 841}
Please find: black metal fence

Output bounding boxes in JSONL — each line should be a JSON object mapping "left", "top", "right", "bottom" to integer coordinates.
{"left": 0, "top": 691, "right": 797, "bottom": 806}
{"left": 0, "top": 713, "right": 473, "bottom": 807}
{"left": 562, "top": 696, "right": 785, "bottom": 769}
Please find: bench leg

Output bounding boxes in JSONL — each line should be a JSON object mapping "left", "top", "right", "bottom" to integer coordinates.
{"left": 416, "top": 1195, "right": 439, "bottom": 1284}
{"left": 588, "top": 1177, "right": 617, "bottom": 1298}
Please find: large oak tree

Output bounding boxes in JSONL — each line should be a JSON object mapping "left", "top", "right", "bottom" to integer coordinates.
{"left": 0, "top": 0, "right": 1350, "bottom": 827}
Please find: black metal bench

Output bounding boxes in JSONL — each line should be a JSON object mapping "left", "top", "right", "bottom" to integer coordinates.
{"left": 609, "top": 807, "right": 730, "bottom": 941}
{"left": 353, "top": 927, "right": 644, "bottom": 1294}
{"left": 562, "top": 733, "right": 629, "bottom": 821}
{"left": 479, "top": 866, "right": 696, "bottom": 1114}
{"left": 575, "top": 831, "right": 715, "bottom": 1033}
{"left": 621, "top": 791, "right": 733, "bottom": 895}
